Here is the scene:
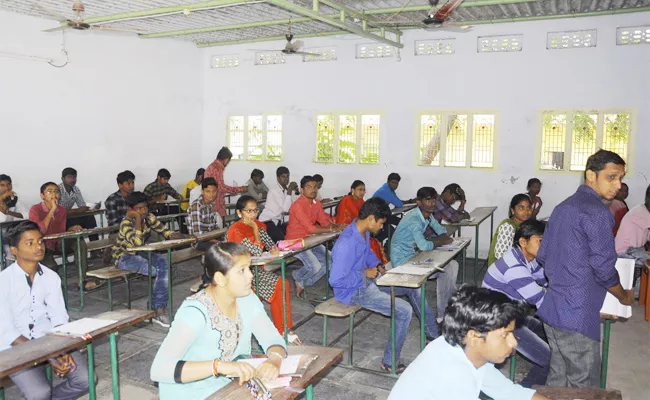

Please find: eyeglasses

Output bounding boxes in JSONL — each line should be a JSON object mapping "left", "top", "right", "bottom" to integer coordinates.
{"left": 242, "top": 209, "right": 259, "bottom": 214}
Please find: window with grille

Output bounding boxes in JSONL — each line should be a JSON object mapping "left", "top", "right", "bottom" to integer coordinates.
{"left": 418, "top": 112, "right": 496, "bottom": 168}
{"left": 226, "top": 115, "right": 283, "bottom": 161}
{"left": 539, "top": 111, "right": 631, "bottom": 171}
{"left": 315, "top": 113, "right": 380, "bottom": 164}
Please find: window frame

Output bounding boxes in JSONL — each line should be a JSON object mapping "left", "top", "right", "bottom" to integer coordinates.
{"left": 313, "top": 112, "right": 382, "bottom": 165}
{"left": 535, "top": 108, "right": 635, "bottom": 173}
{"left": 415, "top": 110, "right": 499, "bottom": 169}
{"left": 226, "top": 113, "right": 284, "bottom": 162}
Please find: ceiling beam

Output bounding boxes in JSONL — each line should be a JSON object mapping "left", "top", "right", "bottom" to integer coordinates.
{"left": 317, "top": 0, "right": 401, "bottom": 36}
{"left": 265, "top": 0, "right": 403, "bottom": 48}
{"left": 196, "top": 6, "right": 650, "bottom": 48}
{"left": 363, "top": 0, "right": 537, "bottom": 14}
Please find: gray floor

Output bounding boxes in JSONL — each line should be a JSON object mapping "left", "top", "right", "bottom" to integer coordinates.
{"left": 4, "top": 257, "right": 649, "bottom": 400}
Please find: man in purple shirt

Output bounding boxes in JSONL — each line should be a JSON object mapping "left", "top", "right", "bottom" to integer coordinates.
{"left": 537, "top": 149, "right": 634, "bottom": 388}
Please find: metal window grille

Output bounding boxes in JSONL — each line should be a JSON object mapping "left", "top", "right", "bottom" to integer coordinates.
{"left": 477, "top": 35, "right": 523, "bottom": 53}
{"left": 547, "top": 30, "right": 597, "bottom": 50}
{"left": 211, "top": 54, "right": 239, "bottom": 68}
{"left": 415, "top": 39, "right": 455, "bottom": 56}
{"left": 266, "top": 115, "right": 283, "bottom": 161}
{"left": 227, "top": 115, "right": 283, "bottom": 162}
{"left": 227, "top": 116, "right": 245, "bottom": 160}
{"left": 471, "top": 114, "right": 494, "bottom": 168}
{"left": 338, "top": 115, "right": 357, "bottom": 164}
{"left": 602, "top": 114, "right": 630, "bottom": 161}
{"left": 617, "top": 26, "right": 650, "bottom": 45}
{"left": 316, "top": 115, "right": 336, "bottom": 163}
{"left": 356, "top": 43, "right": 394, "bottom": 59}
{"left": 255, "top": 51, "right": 285, "bottom": 65}
{"left": 360, "top": 115, "right": 380, "bottom": 164}
{"left": 303, "top": 47, "right": 337, "bottom": 62}
{"left": 540, "top": 113, "right": 567, "bottom": 170}
{"left": 247, "top": 116, "right": 264, "bottom": 161}
{"left": 569, "top": 113, "right": 598, "bottom": 171}
{"left": 445, "top": 115, "right": 468, "bottom": 167}
{"left": 419, "top": 114, "right": 442, "bottom": 166}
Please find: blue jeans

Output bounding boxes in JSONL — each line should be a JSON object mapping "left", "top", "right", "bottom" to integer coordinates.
{"left": 293, "top": 245, "right": 329, "bottom": 288}
{"left": 515, "top": 316, "right": 551, "bottom": 388}
{"left": 349, "top": 282, "right": 439, "bottom": 367}
{"left": 118, "top": 252, "right": 169, "bottom": 310}
{"left": 429, "top": 259, "right": 459, "bottom": 317}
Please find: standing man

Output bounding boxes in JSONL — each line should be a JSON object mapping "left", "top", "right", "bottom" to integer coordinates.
{"left": 258, "top": 166, "right": 300, "bottom": 242}
{"left": 538, "top": 149, "right": 634, "bottom": 388}
{"left": 204, "top": 147, "right": 247, "bottom": 217}
{"left": 59, "top": 167, "right": 99, "bottom": 241}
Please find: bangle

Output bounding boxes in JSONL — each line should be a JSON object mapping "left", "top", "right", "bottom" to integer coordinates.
{"left": 212, "top": 358, "right": 219, "bottom": 376}
{"left": 267, "top": 351, "right": 285, "bottom": 361}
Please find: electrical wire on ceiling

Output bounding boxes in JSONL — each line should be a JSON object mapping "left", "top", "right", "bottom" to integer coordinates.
{"left": 0, "top": 31, "right": 68, "bottom": 68}
{"left": 48, "top": 30, "right": 69, "bottom": 68}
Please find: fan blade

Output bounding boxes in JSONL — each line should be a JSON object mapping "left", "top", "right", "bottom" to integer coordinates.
{"left": 433, "top": 0, "right": 465, "bottom": 21}
{"left": 288, "top": 39, "right": 304, "bottom": 52}
{"left": 247, "top": 49, "right": 282, "bottom": 52}
{"left": 38, "top": 5, "right": 68, "bottom": 21}
{"left": 292, "top": 51, "right": 322, "bottom": 56}
{"left": 93, "top": 26, "right": 145, "bottom": 34}
{"left": 43, "top": 25, "right": 71, "bottom": 33}
{"left": 424, "top": 23, "right": 471, "bottom": 32}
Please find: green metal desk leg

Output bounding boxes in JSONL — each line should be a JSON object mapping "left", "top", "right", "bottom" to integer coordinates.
{"left": 474, "top": 228, "right": 479, "bottom": 283}
{"left": 601, "top": 319, "right": 611, "bottom": 389}
{"left": 0, "top": 387, "right": 4, "bottom": 400}
{"left": 46, "top": 364, "right": 52, "bottom": 382}
{"left": 305, "top": 384, "right": 314, "bottom": 400}
{"left": 489, "top": 214, "right": 495, "bottom": 247}
{"left": 509, "top": 354, "right": 516, "bottom": 381}
{"left": 322, "top": 315, "right": 328, "bottom": 346}
{"left": 100, "top": 214, "right": 104, "bottom": 229}
{"left": 461, "top": 247, "right": 466, "bottom": 284}
{"left": 390, "top": 286, "right": 396, "bottom": 375}
{"left": 147, "top": 252, "right": 153, "bottom": 311}
{"left": 324, "top": 246, "right": 330, "bottom": 300}
{"left": 348, "top": 311, "right": 356, "bottom": 366}
{"left": 167, "top": 248, "right": 173, "bottom": 323}
{"left": 76, "top": 235, "right": 84, "bottom": 311}
{"left": 281, "top": 260, "right": 288, "bottom": 344}
{"left": 87, "top": 342, "right": 96, "bottom": 400}
{"left": 0, "top": 230, "right": 5, "bottom": 269}
{"left": 420, "top": 283, "right": 426, "bottom": 352}
{"left": 61, "top": 237, "right": 69, "bottom": 307}
{"left": 110, "top": 333, "right": 120, "bottom": 399}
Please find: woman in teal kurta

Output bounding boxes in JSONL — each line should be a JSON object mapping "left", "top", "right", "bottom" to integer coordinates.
{"left": 150, "top": 242, "right": 287, "bottom": 399}
{"left": 487, "top": 194, "right": 533, "bottom": 265}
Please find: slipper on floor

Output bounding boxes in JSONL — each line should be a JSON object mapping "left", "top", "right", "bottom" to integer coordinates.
{"left": 83, "top": 279, "right": 107, "bottom": 292}
{"left": 380, "top": 362, "right": 407, "bottom": 374}
{"left": 287, "top": 332, "right": 302, "bottom": 345}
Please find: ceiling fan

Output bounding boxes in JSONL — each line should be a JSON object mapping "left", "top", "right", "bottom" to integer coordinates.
{"left": 249, "top": 22, "right": 321, "bottom": 56}
{"left": 39, "top": 0, "right": 143, "bottom": 34}
{"left": 423, "top": 0, "right": 472, "bottom": 32}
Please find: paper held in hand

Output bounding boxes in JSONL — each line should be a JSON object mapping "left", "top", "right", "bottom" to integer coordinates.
{"left": 600, "top": 258, "right": 635, "bottom": 318}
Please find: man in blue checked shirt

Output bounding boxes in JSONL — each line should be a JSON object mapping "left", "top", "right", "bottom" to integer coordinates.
{"left": 538, "top": 149, "right": 634, "bottom": 388}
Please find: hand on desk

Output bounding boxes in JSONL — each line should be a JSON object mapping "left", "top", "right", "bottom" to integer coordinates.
{"left": 269, "top": 247, "right": 280, "bottom": 256}
{"left": 255, "top": 359, "right": 281, "bottom": 381}
{"left": 431, "top": 234, "right": 453, "bottom": 247}
{"left": 219, "top": 361, "right": 256, "bottom": 386}
{"left": 67, "top": 225, "right": 83, "bottom": 233}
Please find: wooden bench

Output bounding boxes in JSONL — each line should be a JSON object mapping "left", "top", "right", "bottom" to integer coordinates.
{"left": 315, "top": 298, "right": 361, "bottom": 367}
{"left": 170, "top": 247, "right": 204, "bottom": 264}
{"left": 86, "top": 266, "right": 135, "bottom": 311}
{"left": 87, "top": 238, "right": 113, "bottom": 252}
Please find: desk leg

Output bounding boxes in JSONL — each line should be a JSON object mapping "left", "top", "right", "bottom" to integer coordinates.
{"left": 110, "top": 332, "right": 120, "bottom": 399}
{"left": 461, "top": 247, "right": 466, "bottom": 284}
{"left": 100, "top": 214, "right": 105, "bottom": 229}
{"left": 420, "top": 283, "right": 426, "bottom": 352}
{"left": 61, "top": 237, "right": 69, "bottom": 307}
{"left": 147, "top": 252, "right": 153, "bottom": 311}
{"left": 509, "top": 354, "right": 516, "bottom": 382}
{"left": 0, "top": 231, "right": 5, "bottom": 270}
{"left": 167, "top": 248, "right": 173, "bottom": 323}
{"left": 474, "top": 227, "right": 479, "bottom": 283}
{"left": 601, "top": 319, "right": 611, "bottom": 389}
{"left": 489, "top": 214, "right": 494, "bottom": 247}
{"left": 324, "top": 246, "right": 330, "bottom": 300}
{"left": 390, "top": 286, "right": 396, "bottom": 375}
{"left": 305, "top": 384, "right": 314, "bottom": 400}
{"left": 281, "top": 260, "right": 288, "bottom": 345}
{"left": 77, "top": 235, "right": 84, "bottom": 311}
{"left": 87, "top": 341, "right": 96, "bottom": 400}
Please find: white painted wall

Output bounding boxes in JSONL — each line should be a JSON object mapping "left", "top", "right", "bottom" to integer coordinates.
{"left": 201, "top": 13, "right": 650, "bottom": 257}
{"left": 0, "top": 10, "right": 203, "bottom": 208}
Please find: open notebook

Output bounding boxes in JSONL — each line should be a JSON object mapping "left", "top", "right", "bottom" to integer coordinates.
{"left": 600, "top": 258, "right": 635, "bottom": 318}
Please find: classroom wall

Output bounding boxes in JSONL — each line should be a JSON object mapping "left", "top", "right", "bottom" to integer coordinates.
{"left": 201, "top": 12, "right": 650, "bottom": 258}
{"left": 0, "top": 10, "right": 203, "bottom": 207}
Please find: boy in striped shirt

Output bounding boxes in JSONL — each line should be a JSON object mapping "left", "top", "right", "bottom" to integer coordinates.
{"left": 482, "top": 220, "right": 550, "bottom": 387}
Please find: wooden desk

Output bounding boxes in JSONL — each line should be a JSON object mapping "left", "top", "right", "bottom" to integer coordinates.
{"left": 391, "top": 204, "right": 416, "bottom": 216}
{"left": 194, "top": 227, "right": 229, "bottom": 242}
{"left": 66, "top": 209, "right": 107, "bottom": 229}
{"left": 210, "top": 346, "right": 343, "bottom": 400}
{"left": 446, "top": 206, "right": 498, "bottom": 282}
{"left": 377, "top": 238, "right": 472, "bottom": 373}
{"left": 532, "top": 386, "right": 622, "bottom": 400}
{"left": 0, "top": 309, "right": 154, "bottom": 400}
{"left": 321, "top": 199, "right": 341, "bottom": 217}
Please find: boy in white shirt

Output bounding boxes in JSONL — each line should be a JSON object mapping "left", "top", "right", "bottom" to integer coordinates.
{"left": 258, "top": 166, "right": 299, "bottom": 242}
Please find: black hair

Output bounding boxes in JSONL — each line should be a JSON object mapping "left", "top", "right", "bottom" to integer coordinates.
{"left": 584, "top": 149, "right": 626, "bottom": 180}
{"left": 443, "top": 183, "right": 465, "bottom": 201}
{"left": 358, "top": 197, "right": 391, "bottom": 221}
{"left": 217, "top": 146, "right": 233, "bottom": 161}
{"left": 196, "top": 168, "right": 205, "bottom": 177}
{"left": 204, "top": 242, "right": 252, "bottom": 282}
{"left": 387, "top": 173, "right": 401, "bottom": 182}
{"left": 116, "top": 170, "right": 135, "bottom": 185}
{"left": 527, "top": 178, "right": 542, "bottom": 190}
{"left": 201, "top": 177, "right": 217, "bottom": 189}
{"left": 235, "top": 195, "right": 257, "bottom": 212}
{"left": 513, "top": 220, "right": 545, "bottom": 247}
{"left": 0, "top": 174, "right": 11, "bottom": 184}
{"left": 645, "top": 184, "right": 650, "bottom": 207}
{"left": 350, "top": 180, "right": 365, "bottom": 190}
{"left": 61, "top": 167, "right": 77, "bottom": 178}
{"left": 508, "top": 194, "right": 531, "bottom": 218}
{"left": 441, "top": 285, "right": 528, "bottom": 348}
{"left": 276, "top": 166, "right": 290, "bottom": 177}
{"left": 313, "top": 174, "right": 324, "bottom": 183}
{"left": 300, "top": 175, "right": 317, "bottom": 189}
{"left": 126, "top": 191, "right": 148, "bottom": 207}
{"left": 621, "top": 182, "right": 628, "bottom": 189}
{"left": 251, "top": 169, "right": 264, "bottom": 179}
{"left": 416, "top": 186, "right": 437, "bottom": 201}
{"left": 157, "top": 168, "right": 171, "bottom": 179}
{"left": 7, "top": 220, "right": 42, "bottom": 248}
{"left": 40, "top": 182, "right": 58, "bottom": 194}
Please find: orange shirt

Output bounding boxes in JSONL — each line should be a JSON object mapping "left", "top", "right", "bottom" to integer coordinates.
{"left": 285, "top": 195, "right": 332, "bottom": 240}
{"left": 335, "top": 195, "right": 364, "bottom": 225}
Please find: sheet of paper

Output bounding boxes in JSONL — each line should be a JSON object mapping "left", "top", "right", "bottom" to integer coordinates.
{"left": 437, "top": 238, "right": 470, "bottom": 251}
{"left": 236, "top": 355, "right": 302, "bottom": 375}
{"left": 600, "top": 258, "right": 635, "bottom": 318}
{"left": 386, "top": 262, "right": 443, "bottom": 276}
{"left": 257, "top": 251, "right": 290, "bottom": 260}
{"left": 50, "top": 318, "right": 117, "bottom": 337}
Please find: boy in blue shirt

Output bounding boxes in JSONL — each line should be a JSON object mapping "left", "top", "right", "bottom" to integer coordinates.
{"left": 372, "top": 173, "right": 414, "bottom": 244}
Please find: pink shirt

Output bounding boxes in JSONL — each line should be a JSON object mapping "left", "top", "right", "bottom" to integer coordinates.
{"left": 609, "top": 199, "right": 628, "bottom": 236}
{"left": 29, "top": 203, "right": 67, "bottom": 250}
{"left": 204, "top": 159, "right": 245, "bottom": 217}
{"left": 615, "top": 204, "right": 650, "bottom": 254}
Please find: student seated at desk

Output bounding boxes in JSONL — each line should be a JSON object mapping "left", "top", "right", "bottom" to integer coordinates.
{"left": 372, "top": 173, "right": 413, "bottom": 244}
{"left": 258, "top": 166, "right": 300, "bottom": 243}
{"left": 286, "top": 175, "right": 344, "bottom": 299}
{"left": 0, "top": 221, "right": 92, "bottom": 400}
{"left": 487, "top": 194, "right": 532, "bottom": 266}
{"left": 245, "top": 169, "right": 269, "bottom": 201}
{"left": 59, "top": 167, "right": 99, "bottom": 241}
{"left": 112, "top": 191, "right": 183, "bottom": 328}
{"left": 431, "top": 183, "right": 471, "bottom": 224}
{"left": 390, "top": 187, "right": 457, "bottom": 318}
{"left": 312, "top": 174, "right": 330, "bottom": 202}
{"left": 331, "top": 198, "right": 439, "bottom": 373}
{"left": 182, "top": 168, "right": 204, "bottom": 212}
{"left": 526, "top": 178, "right": 543, "bottom": 220}
{"left": 227, "top": 195, "right": 301, "bottom": 344}
{"left": 143, "top": 168, "right": 184, "bottom": 210}
{"left": 105, "top": 170, "right": 136, "bottom": 227}
{"left": 609, "top": 182, "right": 629, "bottom": 236}
{"left": 389, "top": 286, "right": 549, "bottom": 400}
{"left": 0, "top": 174, "right": 27, "bottom": 222}
{"left": 150, "top": 242, "right": 287, "bottom": 400}
{"left": 615, "top": 184, "right": 650, "bottom": 291}
{"left": 204, "top": 147, "right": 248, "bottom": 217}
{"left": 482, "top": 220, "right": 550, "bottom": 387}
{"left": 30, "top": 182, "right": 98, "bottom": 291}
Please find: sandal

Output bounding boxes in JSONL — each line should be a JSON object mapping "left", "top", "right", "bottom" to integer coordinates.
{"left": 380, "top": 362, "right": 407, "bottom": 374}
{"left": 287, "top": 331, "right": 302, "bottom": 345}
{"left": 83, "top": 279, "right": 106, "bottom": 292}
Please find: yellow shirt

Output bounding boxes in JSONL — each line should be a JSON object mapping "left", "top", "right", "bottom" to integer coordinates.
{"left": 181, "top": 180, "right": 199, "bottom": 210}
